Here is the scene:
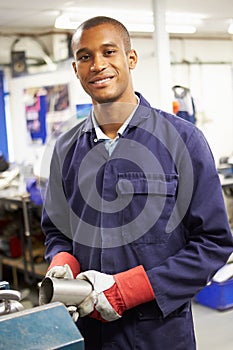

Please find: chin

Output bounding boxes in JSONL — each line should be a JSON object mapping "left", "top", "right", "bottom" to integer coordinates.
{"left": 93, "top": 95, "right": 117, "bottom": 104}
{"left": 95, "top": 90, "right": 124, "bottom": 104}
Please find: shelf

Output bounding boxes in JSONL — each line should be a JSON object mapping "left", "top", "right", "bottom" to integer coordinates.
{"left": 0, "top": 246, "right": 48, "bottom": 288}
{"left": 1, "top": 256, "right": 48, "bottom": 279}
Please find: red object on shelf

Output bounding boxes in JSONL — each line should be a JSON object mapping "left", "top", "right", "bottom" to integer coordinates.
{"left": 9, "top": 235, "right": 22, "bottom": 258}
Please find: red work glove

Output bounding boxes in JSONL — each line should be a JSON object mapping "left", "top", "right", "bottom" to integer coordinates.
{"left": 76, "top": 265, "right": 154, "bottom": 322}
{"left": 46, "top": 252, "right": 80, "bottom": 279}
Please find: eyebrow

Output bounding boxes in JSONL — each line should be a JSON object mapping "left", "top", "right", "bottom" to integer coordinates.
{"left": 75, "top": 47, "right": 89, "bottom": 58}
{"left": 75, "top": 42, "right": 119, "bottom": 58}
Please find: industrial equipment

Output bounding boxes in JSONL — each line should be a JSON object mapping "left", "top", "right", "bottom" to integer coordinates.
{"left": 0, "top": 302, "right": 84, "bottom": 349}
{"left": 0, "top": 280, "right": 85, "bottom": 349}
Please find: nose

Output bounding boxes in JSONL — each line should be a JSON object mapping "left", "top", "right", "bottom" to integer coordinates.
{"left": 90, "top": 54, "right": 107, "bottom": 72}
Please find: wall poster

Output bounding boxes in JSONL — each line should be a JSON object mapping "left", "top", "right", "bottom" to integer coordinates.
{"left": 24, "top": 84, "right": 70, "bottom": 143}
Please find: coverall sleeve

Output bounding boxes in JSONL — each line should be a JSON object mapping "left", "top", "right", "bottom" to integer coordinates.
{"left": 147, "top": 127, "right": 233, "bottom": 317}
{"left": 42, "top": 143, "right": 73, "bottom": 264}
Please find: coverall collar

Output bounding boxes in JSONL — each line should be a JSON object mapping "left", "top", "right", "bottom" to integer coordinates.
{"left": 81, "top": 92, "right": 152, "bottom": 135}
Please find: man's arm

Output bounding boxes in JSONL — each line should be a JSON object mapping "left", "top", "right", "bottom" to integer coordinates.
{"left": 147, "top": 127, "right": 233, "bottom": 317}
{"left": 42, "top": 142, "right": 79, "bottom": 277}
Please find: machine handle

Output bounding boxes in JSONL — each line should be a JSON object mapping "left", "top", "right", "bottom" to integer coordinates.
{"left": 0, "top": 290, "right": 21, "bottom": 301}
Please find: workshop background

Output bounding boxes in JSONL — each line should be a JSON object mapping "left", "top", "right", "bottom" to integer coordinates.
{"left": 0, "top": 1, "right": 233, "bottom": 349}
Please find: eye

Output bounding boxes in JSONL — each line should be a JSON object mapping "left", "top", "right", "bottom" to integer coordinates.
{"left": 104, "top": 49, "right": 117, "bottom": 56}
{"left": 77, "top": 54, "right": 90, "bottom": 62}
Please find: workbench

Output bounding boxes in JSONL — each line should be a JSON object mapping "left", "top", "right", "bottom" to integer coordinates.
{"left": 220, "top": 175, "right": 233, "bottom": 191}
{"left": 0, "top": 186, "right": 48, "bottom": 288}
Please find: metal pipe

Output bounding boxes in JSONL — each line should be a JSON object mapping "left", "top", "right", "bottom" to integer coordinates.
{"left": 39, "top": 277, "right": 93, "bottom": 306}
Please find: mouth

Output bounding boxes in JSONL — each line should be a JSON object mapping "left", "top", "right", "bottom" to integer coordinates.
{"left": 90, "top": 75, "right": 114, "bottom": 86}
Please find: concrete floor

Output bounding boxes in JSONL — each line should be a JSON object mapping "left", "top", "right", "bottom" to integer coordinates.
{"left": 193, "top": 301, "right": 233, "bottom": 350}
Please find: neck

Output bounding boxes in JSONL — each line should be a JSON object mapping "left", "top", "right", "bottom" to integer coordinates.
{"left": 100, "top": 123, "right": 122, "bottom": 139}
{"left": 93, "top": 95, "right": 138, "bottom": 138}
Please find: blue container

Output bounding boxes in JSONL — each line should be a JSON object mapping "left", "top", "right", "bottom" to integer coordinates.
{"left": 195, "top": 279, "right": 233, "bottom": 310}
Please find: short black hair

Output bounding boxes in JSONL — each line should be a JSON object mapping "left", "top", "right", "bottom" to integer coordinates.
{"left": 72, "top": 16, "right": 131, "bottom": 53}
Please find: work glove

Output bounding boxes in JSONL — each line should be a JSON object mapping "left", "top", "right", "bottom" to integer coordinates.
{"left": 76, "top": 265, "right": 154, "bottom": 322}
{"left": 46, "top": 252, "right": 80, "bottom": 279}
{"left": 46, "top": 264, "right": 74, "bottom": 279}
{"left": 67, "top": 305, "right": 80, "bottom": 322}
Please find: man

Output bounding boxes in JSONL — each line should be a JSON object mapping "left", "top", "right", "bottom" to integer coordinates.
{"left": 42, "top": 16, "right": 233, "bottom": 349}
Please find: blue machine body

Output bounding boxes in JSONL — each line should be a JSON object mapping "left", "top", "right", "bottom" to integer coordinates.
{"left": 0, "top": 302, "right": 84, "bottom": 349}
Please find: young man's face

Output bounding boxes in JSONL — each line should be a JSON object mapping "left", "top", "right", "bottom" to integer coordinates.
{"left": 72, "top": 23, "right": 137, "bottom": 104}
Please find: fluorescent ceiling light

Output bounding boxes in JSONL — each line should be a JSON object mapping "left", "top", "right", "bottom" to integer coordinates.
{"left": 166, "top": 25, "right": 196, "bottom": 34}
{"left": 55, "top": 14, "right": 79, "bottom": 29}
{"left": 55, "top": 14, "right": 154, "bottom": 32}
{"left": 55, "top": 10, "right": 201, "bottom": 34}
{"left": 124, "top": 24, "right": 154, "bottom": 33}
{"left": 166, "top": 12, "right": 204, "bottom": 25}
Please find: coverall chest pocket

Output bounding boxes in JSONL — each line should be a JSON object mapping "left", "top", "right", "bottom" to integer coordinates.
{"left": 117, "top": 172, "right": 179, "bottom": 244}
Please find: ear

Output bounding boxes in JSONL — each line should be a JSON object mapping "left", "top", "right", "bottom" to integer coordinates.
{"left": 128, "top": 49, "right": 138, "bottom": 70}
{"left": 72, "top": 61, "right": 79, "bottom": 79}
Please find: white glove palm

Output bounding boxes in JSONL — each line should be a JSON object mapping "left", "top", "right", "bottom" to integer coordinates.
{"left": 46, "top": 264, "right": 73, "bottom": 279}
{"left": 75, "top": 266, "right": 155, "bottom": 322}
{"left": 76, "top": 270, "right": 120, "bottom": 321}
{"left": 67, "top": 305, "right": 80, "bottom": 322}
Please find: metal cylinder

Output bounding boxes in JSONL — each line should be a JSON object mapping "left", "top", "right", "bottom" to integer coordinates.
{"left": 39, "top": 277, "right": 93, "bottom": 306}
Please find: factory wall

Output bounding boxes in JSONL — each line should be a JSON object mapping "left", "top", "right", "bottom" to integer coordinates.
{"left": 2, "top": 35, "right": 233, "bottom": 167}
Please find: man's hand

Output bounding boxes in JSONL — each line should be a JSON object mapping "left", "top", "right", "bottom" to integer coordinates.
{"left": 46, "top": 264, "right": 74, "bottom": 279}
{"left": 76, "top": 265, "right": 154, "bottom": 322}
{"left": 46, "top": 252, "right": 80, "bottom": 279}
{"left": 67, "top": 305, "right": 80, "bottom": 322}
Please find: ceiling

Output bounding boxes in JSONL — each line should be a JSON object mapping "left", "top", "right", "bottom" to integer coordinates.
{"left": 0, "top": 0, "right": 232, "bottom": 38}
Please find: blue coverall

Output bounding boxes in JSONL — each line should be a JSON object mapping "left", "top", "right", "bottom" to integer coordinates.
{"left": 42, "top": 93, "right": 233, "bottom": 350}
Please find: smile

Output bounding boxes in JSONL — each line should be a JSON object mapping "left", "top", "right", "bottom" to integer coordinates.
{"left": 91, "top": 77, "right": 112, "bottom": 85}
